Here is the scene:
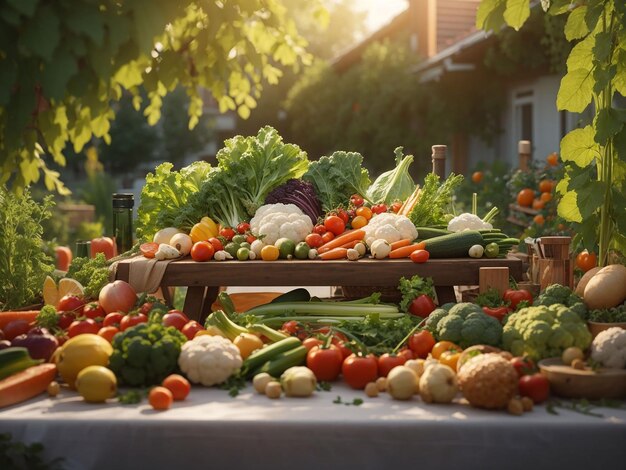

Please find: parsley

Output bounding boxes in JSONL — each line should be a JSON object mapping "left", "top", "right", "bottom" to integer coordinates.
{"left": 333, "top": 396, "right": 364, "bottom": 406}
{"left": 220, "top": 374, "right": 247, "bottom": 397}
{"left": 338, "top": 314, "right": 420, "bottom": 356}
{"left": 474, "top": 288, "right": 508, "bottom": 308}
{"left": 118, "top": 390, "right": 145, "bottom": 405}
{"left": 546, "top": 398, "right": 623, "bottom": 418}
{"left": 66, "top": 254, "right": 110, "bottom": 299}
{"left": 398, "top": 275, "right": 436, "bottom": 313}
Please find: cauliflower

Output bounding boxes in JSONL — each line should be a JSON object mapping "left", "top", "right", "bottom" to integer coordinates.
{"left": 502, "top": 304, "right": 592, "bottom": 360}
{"left": 250, "top": 203, "right": 313, "bottom": 244}
{"left": 425, "top": 302, "right": 503, "bottom": 348}
{"left": 590, "top": 327, "right": 626, "bottom": 369}
{"left": 178, "top": 335, "right": 243, "bottom": 386}
{"left": 362, "top": 213, "right": 417, "bottom": 245}
{"left": 447, "top": 213, "right": 493, "bottom": 232}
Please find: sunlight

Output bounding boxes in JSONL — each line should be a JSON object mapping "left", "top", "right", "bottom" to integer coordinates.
{"left": 351, "top": 0, "right": 408, "bottom": 32}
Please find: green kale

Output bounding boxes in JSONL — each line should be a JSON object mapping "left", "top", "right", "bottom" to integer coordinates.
{"left": 65, "top": 253, "right": 110, "bottom": 299}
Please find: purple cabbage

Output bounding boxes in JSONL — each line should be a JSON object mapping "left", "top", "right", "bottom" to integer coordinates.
{"left": 265, "top": 179, "right": 323, "bottom": 224}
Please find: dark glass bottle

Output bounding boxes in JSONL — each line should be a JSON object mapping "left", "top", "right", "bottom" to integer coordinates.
{"left": 112, "top": 193, "right": 134, "bottom": 255}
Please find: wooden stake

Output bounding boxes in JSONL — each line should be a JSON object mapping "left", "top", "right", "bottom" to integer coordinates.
{"left": 479, "top": 267, "right": 510, "bottom": 295}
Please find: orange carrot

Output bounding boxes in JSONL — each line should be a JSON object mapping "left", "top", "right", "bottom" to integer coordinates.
{"left": 318, "top": 247, "right": 349, "bottom": 260}
{"left": 0, "top": 311, "right": 39, "bottom": 329}
{"left": 318, "top": 239, "right": 362, "bottom": 254}
{"left": 316, "top": 229, "right": 365, "bottom": 254}
{"left": 398, "top": 185, "right": 421, "bottom": 216}
{"left": 388, "top": 242, "right": 427, "bottom": 259}
{"left": 390, "top": 239, "right": 412, "bottom": 251}
{"left": 0, "top": 363, "right": 57, "bottom": 408}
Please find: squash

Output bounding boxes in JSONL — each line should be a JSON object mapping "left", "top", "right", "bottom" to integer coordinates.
{"left": 583, "top": 264, "right": 626, "bottom": 310}
{"left": 575, "top": 266, "right": 601, "bottom": 297}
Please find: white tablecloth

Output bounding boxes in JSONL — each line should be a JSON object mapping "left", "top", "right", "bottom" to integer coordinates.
{"left": 1, "top": 384, "right": 625, "bottom": 470}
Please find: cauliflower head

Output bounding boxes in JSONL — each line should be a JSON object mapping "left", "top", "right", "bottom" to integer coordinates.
{"left": 178, "top": 335, "right": 243, "bottom": 386}
{"left": 363, "top": 213, "right": 417, "bottom": 245}
{"left": 250, "top": 203, "right": 313, "bottom": 244}
{"left": 447, "top": 213, "right": 493, "bottom": 232}
{"left": 590, "top": 327, "right": 626, "bottom": 369}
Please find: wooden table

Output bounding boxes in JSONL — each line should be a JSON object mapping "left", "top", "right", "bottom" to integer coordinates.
{"left": 115, "top": 257, "right": 523, "bottom": 322}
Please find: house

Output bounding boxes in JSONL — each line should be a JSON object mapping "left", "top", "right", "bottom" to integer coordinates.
{"left": 333, "top": 0, "right": 586, "bottom": 174}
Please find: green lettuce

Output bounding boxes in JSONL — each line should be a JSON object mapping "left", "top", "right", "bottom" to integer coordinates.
{"left": 366, "top": 147, "right": 415, "bottom": 205}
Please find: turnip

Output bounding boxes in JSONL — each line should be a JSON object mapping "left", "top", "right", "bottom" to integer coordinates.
{"left": 386, "top": 366, "right": 419, "bottom": 400}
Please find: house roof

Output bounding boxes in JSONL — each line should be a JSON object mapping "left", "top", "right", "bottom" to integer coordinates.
{"left": 436, "top": 0, "right": 481, "bottom": 51}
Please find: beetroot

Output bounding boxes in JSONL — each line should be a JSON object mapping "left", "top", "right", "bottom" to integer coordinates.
{"left": 11, "top": 327, "right": 59, "bottom": 362}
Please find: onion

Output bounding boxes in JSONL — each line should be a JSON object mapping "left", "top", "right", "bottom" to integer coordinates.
{"left": 11, "top": 327, "right": 59, "bottom": 362}
{"left": 99, "top": 280, "right": 137, "bottom": 314}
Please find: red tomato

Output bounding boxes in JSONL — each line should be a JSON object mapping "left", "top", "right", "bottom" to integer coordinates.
{"left": 391, "top": 201, "right": 402, "bottom": 213}
{"left": 103, "top": 312, "right": 124, "bottom": 328}
{"left": 98, "top": 326, "right": 119, "bottom": 343}
{"left": 350, "top": 194, "right": 364, "bottom": 207}
{"left": 140, "top": 242, "right": 159, "bottom": 259}
{"left": 181, "top": 321, "right": 204, "bottom": 340}
{"left": 162, "top": 312, "right": 188, "bottom": 331}
{"left": 236, "top": 222, "right": 250, "bottom": 234}
{"left": 398, "top": 348, "right": 414, "bottom": 361}
{"left": 83, "top": 302, "right": 105, "bottom": 320}
{"left": 91, "top": 236, "right": 116, "bottom": 260}
{"left": 219, "top": 227, "right": 236, "bottom": 241}
{"left": 576, "top": 251, "right": 597, "bottom": 272}
{"left": 408, "top": 295, "right": 436, "bottom": 318}
{"left": 54, "top": 246, "right": 72, "bottom": 271}
{"left": 303, "top": 337, "right": 323, "bottom": 352}
{"left": 139, "top": 302, "right": 154, "bottom": 315}
{"left": 307, "top": 345, "right": 343, "bottom": 381}
{"left": 518, "top": 373, "right": 550, "bottom": 403}
{"left": 280, "top": 320, "right": 299, "bottom": 335}
{"left": 168, "top": 309, "right": 189, "bottom": 322}
{"left": 119, "top": 313, "right": 148, "bottom": 331}
{"left": 191, "top": 241, "right": 214, "bottom": 262}
{"left": 313, "top": 224, "right": 327, "bottom": 235}
{"left": 68, "top": 319, "right": 101, "bottom": 337}
{"left": 99, "top": 280, "right": 137, "bottom": 314}
{"left": 503, "top": 289, "right": 533, "bottom": 310}
{"left": 408, "top": 330, "right": 436, "bottom": 358}
{"left": 2, "top": 320, "right": 31, "bottom": 341}
{"left": 410, "top": 250, "right": 430, "bottom": 264}
{"left": 305, "top": 233, "right": 324, "bottom": 249}
{"left": 57, "top": 295, "right": 86, "bottom": 313}
{"left": 371, "top": 204, "right": 387, "bottom": 215}
{"left": 334, "top": 340, "right": 353, "bottom": 360}
{"left": 510, "top": 356, "right": 536, "bottom": 377}
{"left": 58, "top": 312, "right": 76, "bottom": 330}
{"left": 342, "top": 354, "right": 378, "bottom": 389}
{"left": 324, "top": 215, "right": 345, "bottom": 236}
{"left": 321, "top": 231, "right": 335, "bottom": 244}
{"left": 246, "top": 234, "right": 257, "bottom": 244}
{"left": 207, "top": 237, "right": 224, "bottom": 252}
{"left": 336, "top": 209, "right": 349, "bottom": 224}
{"left": 377, "top": 353, "right": 407, "bottom": 377}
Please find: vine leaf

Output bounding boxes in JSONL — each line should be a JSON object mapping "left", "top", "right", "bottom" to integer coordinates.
{"left": 613, "top": 50, "right": 626, "bottom": 96}
{"left": 577, "top": 180, "right": 606, "bottom": 219}
{"left": 18, "top": 5, "right": 60, "bottom": 62}
{"left": 503, "top": 0, "right": 530, "bottom": 31}
{"left": 476, "top": 0, "right": 506, "bottom": 32}
{"left": 567, "top": 34, "right": 594, "bottom": 72}
{"left": 557, "top": 68, "right": 594, "bottom": 113}
{"left": 592, "top": 32, "right": 612, "bottom": 64}
{"left": 560, "top": 126, "right": 600, "bottom": 166}
{"left": 557, "top": 190, "right": 582, "bottom": 222}
{"left": 564, "top": 6, "right": 588, "bottom": 41}
{"left": 595, "top": 109, "right": 624, "bottom": 146}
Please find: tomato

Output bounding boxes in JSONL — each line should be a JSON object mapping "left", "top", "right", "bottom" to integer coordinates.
{"left": 355, "top": 206, "right": 373, "bottom": 220}
{"left": 140, "top": 242, "right": 159, "bottom": 259}
{"left": 439, "top": 350, "right": 461, "bottom": 370}
{"left": 377, "top": 353, "right": 407, "bottom": 377}
{"left": 471, "top": 171, "right": 483, "bottom": 184}
{"left": 99, "top": 280, "right": 137, "bottom": 314}
{"left": 162, "top": 312, "right": 188, "bottom": 331}
{"left": 518, "top": 373, "right": 550, "bottom": 403}
{"left": 236, "top": 222, "right": 250, "bottom": 234}
{"left": 168, "top": 309, "right": 190, "bottom": 322}
{"left": 547, "top": 152, "right": 559, "bottom": 166}
{"left": 68, "top": 319, "right": 101, "bottom": 337}
{"left": 539, "top": 178, "right": 554, "bottom": 193}
{"left": 280, "top": 320, "right": 299, "bottom": 335}
{"left": 510, "top": 356, "right": 536, "bottom": 377}
{"left": 517, "top": 188, "right": 535, "bottom": 207}
{"left": 482, "top": 306, "right": 509, "bottom": 322}
{"left": 370, "top": 204, "right": 387, "bottom": 215}
{"left": 191, "top": 241, "right": 215, "bottom": 262}
{"left": 336, "top": 209, "right": 349, "bottom": 224}
{"left": 503, "top": 289, "right": 533, "bottom": 310}
{"left": 341, "top": 354, "right": 378, "bottom": 389}
{"left": 3, "top": 320, "right": 31, "bottom": 341}
{"left": 91, "top": 236, "right": 116, "bottom": 260}
{"left": 303, "top": 337, "right": 323, "bottom": 352}
{"left": 54, "top": 246, "right": 72, "bottom": 271}
{"left": 350, "top": 215, "right": 368, "bottom": 229}
{"left": 139, "top": 302, "right": 154, "bottom": 315}
{"left": 98, "top": 326, "right": 119, "bottom": 343}
{"left": 398, "top": 348, "right": 414, "bottom": 361}
{"left": 83, "top": 302, "right": 106, "bottom": 320}
{"left": 246, "top": 234, "right": 257, "bottom": 244}
{"left": 532, "top": 198, "right": 545, "bottom": 210}
{"left": 307, "top": 345, "right": 343, "bottom": 381}
{"left": 410, "top": 250, "right": 430, "bottom": 263}
{"left": 390, "top": 201, "right": 402, "bottom": 213}
{"left": 207, "top": 237, "right": 224, "bottom": 252}
{"left": 576, "top": 251, "right": 597, "bottom": 272}
{"left": 350, "top": 194, "right": 364, "bottom": 207}
{"left": 219, "top": 227, "right": 236, "bottom": 241}
{"left": 305, "top": 233, "right": 324, "bottom": 249}
{"left": 103, "top": 312, "right": 124, "bottom": 328}
{"left": 57, "top": 295, "right": 86, "bottom": 313}
{"left": 181, "top": 320, "right": 205, "bottom": 340}
{"left": 119, "top": 313, "right": 148, "bottom": 332}
{"left": 334, "top": 340, "right": 353, "bottom": 360}
{"left": 149, "top": 386, "right": 173, "bottom": 410}
{"left": 321, "top": 231, "right": 335, "bottom": 244}
{"left": 324, "top": 215, "right": 345, "bottom": 235}
{"left": 533, "top": 214, "right": 545, "bottom": 226}
{"left": 408, "top": 330, "right": 436, "bottom": 359}
{"left": 162, "top": 374, "right": 191, "bottom": 401}
{"left": 58, "top": 312, "right": 76, "bottom": 330}
{"left": 408, "top": 295, "right": 436, "bottom": 318}
{"left": 431, "top": 341, "right": 461, "bottom": 360}
{"left": 313, "top": 224, "right": 327, "bottom": 235}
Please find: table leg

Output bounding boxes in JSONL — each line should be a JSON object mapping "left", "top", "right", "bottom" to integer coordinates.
{"left": 199, "top": 286, "right": 220, "bottom": 325}
{"left": 183, "top": 286, "right": 206, "bottom": 322}
{"left": 436, "top": 286, "right": 457, "bottom": 304}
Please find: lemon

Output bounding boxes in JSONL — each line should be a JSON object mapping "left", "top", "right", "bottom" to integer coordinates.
{"left": 42, "top": 276, "right": 59, "bottom": 306}
{"left": 260, "top": 245, "right": 280, "bottom": 261}
{"left": 75, "top": 366, "right": 117, "bottom": 402}
{"left": 57, "top": 334, "right": 113, "bottom": 389}
{"left": 58, "top": 277, "right": 85, "bottom": 298}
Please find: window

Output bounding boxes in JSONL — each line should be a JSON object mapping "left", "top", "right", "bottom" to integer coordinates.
{"left": 513, "top": 90, "right": 534, "bottom": 146}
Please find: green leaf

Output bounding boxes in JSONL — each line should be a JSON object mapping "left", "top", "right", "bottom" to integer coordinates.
{"left": 613, "top": 50, "right": 626, "bottom": 96}
{"left": 560, "top": 126, "right": 600, "bottom": 166}
{"left": 40, "top": 48, "right": 78, "bottom": 100}
{"left": 593, "top": 65, "right": 616, "bottom": 95}
{"left": 503, "top": 0, "right": 530, "bottom": 31}
{"left": 476, "top": 0, "right": 506, "bottom": 32}
{"left": 557, "top": 190, "right": 582, "bottom": 222}
{"left": 584, "top": 0, "right": 604, "bottom": 31}
{"left": 577, "top": 180, "right": 605, "bottom": 218}
{"left": 6, "top": 0, "right": 37, "bottom": 17}
{"left": 564, "top": 6, "right": 589, "bottom": 41}
{"left": 548, "top": 0, "right": 574, "bottom": 15}
{"left": 114, "top": 61, "right": 144, "bottom": 89}
{"left": 65, "top": 3, "right": 104, "bottom": 47}
{"left": 557, "top": 68, "right": 593, "bottom": 113}
{"left": 592, "top": 31, "right": 612, "bottom": 64}
{"left": 0, "top": 59, "right": 17, "bottom": 105}
{"left": 567, "top": 34, "right": 594, "bottom": 72}
{"left": 595, "top": 109, "right": 624, "bottom": 145}
{"left": 19, "top": 5, "right": 60, "bottom": 61}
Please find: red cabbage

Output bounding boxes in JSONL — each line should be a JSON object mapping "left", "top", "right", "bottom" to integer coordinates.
{"left": 265, "top": 179, "right": 323, "bottom": 224}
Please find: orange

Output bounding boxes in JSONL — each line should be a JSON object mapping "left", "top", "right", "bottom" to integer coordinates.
{"left": 539, "top": 179, "right": 554, "bottom": 193}
{"left": 162, "top": 374, "right": 191, "bottom": 401}
{"left": 533, "top": 214, "right": 545, "bottom": 226}
{"left": 540, "top": 192, "right": 553, "bottom": 203}
{"left": 517, "top": 188, "right": 535, "bottom": 207}
{"left": 532, "top": 199, "right": 545, "bottom": 210}
{"left": 472, "top": 171, "right": 483, "bottom": 184}
{"left": 149, "top": 386, "right": 173, "bottom": 410}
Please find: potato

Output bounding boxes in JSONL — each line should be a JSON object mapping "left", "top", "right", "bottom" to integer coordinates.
{"left": 575, "top": 267, "right": 601, "bottom": 297}
{"left": 583, "top": 264, "right": 626, "bottom": 310}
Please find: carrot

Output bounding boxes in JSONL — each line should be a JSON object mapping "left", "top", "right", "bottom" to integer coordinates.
{"left": 388, "top": 242, "right": 427, "bottom": 259}
{"left": 398, "top": 185, "right": 421, "bottom": 216}
{"left": 316, "top": 229, "right": 365, "bottom": 254}
{"left": 0, "top": 311, "right": 39, "bottom": 329}
{"left": 390, "top": 239, "right": 412, "bottom": 251}
{"left": 318, "top": 247, "right": 348, "bottom": 260}
{"left": 0, "top": 363, "right": 57, "bottom": 408}
{"left": 318, "top": 239, "right": 362, "bottom": 254}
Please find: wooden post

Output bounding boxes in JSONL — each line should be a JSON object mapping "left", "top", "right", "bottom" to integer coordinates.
{"left": 518, "top": 140, "right": 531, "bottom": 171}
{"left": 479, "top": 267, "right": 510, "bottom": 295}
{"left": 431, "top": 145, "right": 446, "bottom": 178}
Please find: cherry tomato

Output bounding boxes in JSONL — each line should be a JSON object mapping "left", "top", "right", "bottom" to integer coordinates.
{"left": 350, "top": 194, "right": 364, "bottom": 207}
{"left": 162, "top": 374, "right": 191, "bottom": 401}
{"left": 168, "top": 309, "right": 190, "bottom": 322}
{"left": 324, "top": 215, "right": 345, "bottom": 236}
{"left": 191, "top": 241, "right": 215, "bottom": 262}
{"left": 149, "top": 386, "right": 173, "bottom": 410}
{"left": 321, "top": 231, "right": 335, "bottom": 244}
{"left": 219, "top": 227, "right": 236, "bottom": 241}
{"left": 576, "top": 251, "right": 597, "bottom": 272}
{"left": 207, "top": 237, "right": 224, "bottom": 252}
{"left": 303, "top": 337, "right": 323, "bottom": 352}
{"left": 140, "top": 242, "right": 159, "bottom": 259}
{"left": 472, "top": 171, "right": 483, "bottom": 184}
{"left": 408, "top": 295, "right": 436, "bottom": 318}
{"left": 510, "top": 356, "right": 536, "bottom": 377}
{"left": 98, "top": 326, "right": 119, "bottom": 343}
{"left": 351, "top": 215, "right": 368, "bottom": 229}
{"left": 139, "top": 302, "right": 154, "bottom": 315}
{"left": 377, "top": 353, "right": 407, "bottom": 377}
{"left": 307, "top": 345, "right": 343, "bottom": 381}
{"left": 280, "top": 320, "right": 299, "bottom": 335}
{"left": 57, "top": 295, "right": 86, "bottom": 313}
{"left": 518, "top": 373, "right": 550, "bottom": 403}
{"left": 58, "top": 312, "right": 76, "bottom": 330}
{"left": 246, "top": 234, "right": 257, "bottom": 244}
{"left": 2, "top": 320, "right": 31, "bottom": 341}
{"left": 305, "top": 233, "right": 324, "bottom": 249}
{"left": 103, "top": 312, "right": 124, "bottom": 328}
{"left": 439, "top": 350, "right": 461, "bottom": 370}
{"left": 371, "top": 204, "right": 387, "bottom": 215}
{"left": 431, "top": 341, "right": 461, "bottom": 360}
{"left": 82, "top": 302, "right": 105, "bottom": 320}
{"left": 181, "top": 321, "right": 205, "bottom": 340}
{"left": 398, "top": 348, "right": 414, "bottom": 361}
{"left": 68, "top": 319, "right": 101, "bottom": 337}
{"left": 408, "top": 330, "right": 436, "bottom": 359}
{"left": 162, "top": 312, "right": 188, "bottom": 331}
{"left": 336, "top": 209, "right": 349, "bottom": 224}
{"left": 547, "top": 152, "right": 559, "bottom": 166}
{"left": 120, "top": 313, "right": 148, "bottom": 331}
{"left": 410, "top": 250, "right": 430, "bottom": 264}
{"left": 313, "top": 224, "right": 327, "bottom": 235}
{"left": 237, "top": 222, "right": 250, "bottom": 234}
{"left": 503, "top": 289, "right": 533, "bottom": 310}
{"left": 391, "top": 201, "right": 402, "bottom": 213}
{"left": 342, "top": 354, "right": 378, "bottom": 389}
{"left": 355, "top": 206, "right": 373, "bottom": 220}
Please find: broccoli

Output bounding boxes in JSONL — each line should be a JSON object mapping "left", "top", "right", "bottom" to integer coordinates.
{"left": 535, "top": 284, "right": 588, "bottom": 320}
{"left": 425, "top": 302, "right": 503, "bottom": 348}
{"left": 502, "top": 304, "right": 592, "bottom": 360}
{"left": 108, "top": 321, "right": 187, "bottom": 386}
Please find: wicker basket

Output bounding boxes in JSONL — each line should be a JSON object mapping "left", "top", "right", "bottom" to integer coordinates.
{"left": 340, "top": 285, "right": 402, "bottom": 303}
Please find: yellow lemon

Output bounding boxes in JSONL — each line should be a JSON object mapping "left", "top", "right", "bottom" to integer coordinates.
{"left": 75, "top": 366, "right": 117, "bottom": 403}
{"left": 56, "top": 334, "right": 113, "bottom": 389}
{"left": 58, "top": 277, "right": 85, "bottom": 298}
{"left": 260, "top": 245, "right": 280, "bottom": 261}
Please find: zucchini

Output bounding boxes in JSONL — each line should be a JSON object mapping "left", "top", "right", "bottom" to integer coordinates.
{"left": 422, "top": 231, "right": 485, "bottom": 258}
{"left": 415, "top": 227, "right": 452, "bottom": 239}
{"left": 242, "top": 336, "right": 302, "bottom": 377}
{"left": 250, "top": 345, "right": 307, "bottom": 378}
{"left": 247, "top": 324, "right": 289, "bottom": 343}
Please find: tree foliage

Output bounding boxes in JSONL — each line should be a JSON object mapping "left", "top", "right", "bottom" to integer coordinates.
{"left": 0, "top": 0, "right": 312, "bottom": 194}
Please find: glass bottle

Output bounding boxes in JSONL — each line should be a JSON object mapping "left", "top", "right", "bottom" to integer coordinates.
{"left": 112, "top": 193, "right": 134, "bottom": 255}
{"left": 75, "top": 240, "right": 91, "bottom": 258}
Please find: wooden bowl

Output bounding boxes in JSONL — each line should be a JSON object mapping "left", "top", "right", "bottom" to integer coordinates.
{"left": 587, "top": 321, "right": 626, "bottom": 339}
{"left": 538, "top": 358, "right": 626, "bottom": 400}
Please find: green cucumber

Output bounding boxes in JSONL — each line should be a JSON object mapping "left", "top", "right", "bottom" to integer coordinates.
{"left": 422, "top": 231, "right": 485, "bottom": 258}
{"left": 250, "top": 345, "right": 307, "bottom": 378}
{"left": 242, "top": 336, "right": 302, "bottom": 377}
{"left": 415, "top": 227, "right": 452, "bottom": 239}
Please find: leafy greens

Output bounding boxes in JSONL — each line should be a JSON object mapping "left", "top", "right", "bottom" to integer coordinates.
{"left": 408, "top": 172, "right": 464, "bottom": 227}
{"left": 366, "top": 147, "right": 415, "bottom": 205}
